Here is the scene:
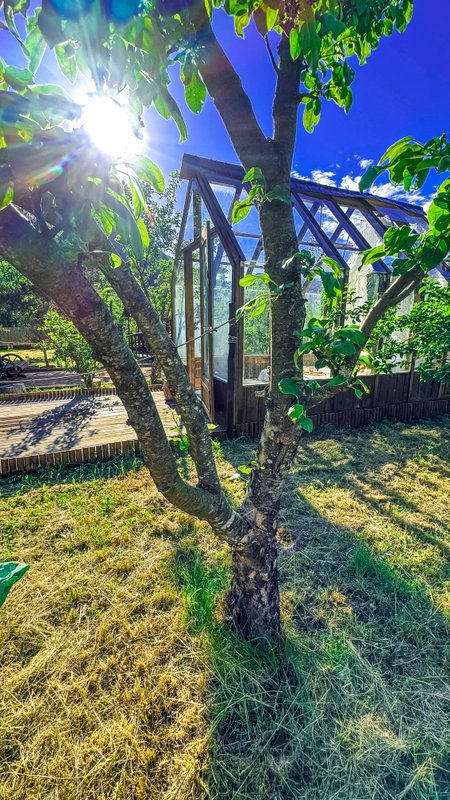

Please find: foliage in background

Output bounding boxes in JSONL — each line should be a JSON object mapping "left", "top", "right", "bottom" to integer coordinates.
{"left": 363, "top": 280, "right": 450, "bottom": 380}
{"left": 0, "top": 262, "right": 48, "bottom": 329}
{"left": 359, "top": 134, "right": 450, "bottom": 381}
{"left": 132, "top": 173, "right": 181, "bottom": 320}
{"left": 43, "top": 309, "right": 97, "bottom": 383}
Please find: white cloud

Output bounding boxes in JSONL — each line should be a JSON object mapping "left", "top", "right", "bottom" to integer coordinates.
{"left": 310, "top": 169, "right": 336, "bottom": 186}
{"left": 293, "top": 161, "right": 434, "bottom": 211}
{"left": 291, "top": 170, "right": 309, "bottom": 181}
{"left": 340, "top": 174, "right": 362, "bottom": 191}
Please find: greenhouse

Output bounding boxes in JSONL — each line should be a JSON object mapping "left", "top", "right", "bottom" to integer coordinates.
{"left": 173, "top": 154, "right": 450, "bottom": 436}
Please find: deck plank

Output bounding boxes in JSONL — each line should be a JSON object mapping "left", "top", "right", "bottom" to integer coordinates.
{"left": 0, "top": 392, "right": 176, "bottom": 459}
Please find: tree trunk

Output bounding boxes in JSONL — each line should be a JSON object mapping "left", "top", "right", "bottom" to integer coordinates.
{"left": 227, "top": 524, "right": 280, "bottom": 639}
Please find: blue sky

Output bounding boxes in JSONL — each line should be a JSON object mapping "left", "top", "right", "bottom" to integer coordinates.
{"left": 1, "top": 1, "right": 449, "bottom": 205}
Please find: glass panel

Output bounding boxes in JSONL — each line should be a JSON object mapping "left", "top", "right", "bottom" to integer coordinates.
{"left": 232, "top": 192, "right": 262, "bottom": 235}
{"left": 211, "top": 182, "right": 237, "bottom": 221}
{"left": 350, "top": 209, "right": 384, "bottom": 248}
{"left": 236, "top": 235, "right": 262, "bottom": 262}
{"left": 200, "top": 242, "right": 209, "bottom": 380}
{"left": 211, "top": 235, "right": 232, "bottom": 381}
{"left": 242, "top": 264, "right": 270, "bottom": 385}
{"left": 183, "top": 192, "right": 194, "bottom": 244}
{"left": 192, "top": 250, "right": 201, "bottom": 359}
{"left": 173, "top": 259, "right": 186, "bottom": 363}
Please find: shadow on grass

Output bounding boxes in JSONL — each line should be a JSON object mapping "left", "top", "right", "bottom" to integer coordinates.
{"left": 0, "top": 453, "right": 146, "bottom": 498}
{"left": 183, "top": 529, "right": 449, "bottom": 799}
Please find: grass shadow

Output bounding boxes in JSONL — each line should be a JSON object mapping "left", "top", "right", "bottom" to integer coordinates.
{"left": 198, "top": 493, "right": 450, "bottom": 799}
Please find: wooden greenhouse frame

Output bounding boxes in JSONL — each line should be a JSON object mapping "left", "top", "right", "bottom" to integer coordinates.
{"left": 172, "top": 154, "right": 450, "bottom": 436}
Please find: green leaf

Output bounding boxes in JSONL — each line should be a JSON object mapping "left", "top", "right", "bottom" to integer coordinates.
{"left": 354, "top": 388, "right": 363, "bottom": 399}
{"left": 354, "top": 378, "right": 370, "bottom": 394}
{"left": 288, "top": 403, "right": 305, "bottom": 422}
{"left": 321, "top": 256, "right": 341, "bottom": 277}
{"left": 328, "top": 374, "right": 347, "bottom": 387}
{"left": 331, "top": 339, "right": 356, "bottom": 356}
{"left": 232, "top": 199, "right": 252, "bottom": 224}
{"left": 235, "top": 12, "right": 250, "bottom": 36}
{"left": 98, "top": 193, "right": 144, "bottom": 260}
{"left": 359, "top": 165, "right": 385, "bottom": 191}
{"left": 137, "top": 217, "right": 149, "bottom": 250}
{"left": 384, "top": 225, "right": 419, "bottom": 254}
{"left": 247, "top": 298, "right": 266, "bottom": 318}
{"left": 126, "top": 155, "right": 165, "bottom": 193}
{"left": 289, "top": 28, "right": 301, "bottom": 60}
{"left": 323, "top": 12, "right": 346, "bottom": 37}
{"left": 0, "top": 562, "right": 29, "bottom": 608}
{"left": 303, "top": 98, "right": 321, "bottom": 134}
{"left": 129, "top": 176, "right": 145, "bottom": 217}
{"left": 55, "top": 43, "right": 77, "bottom": 83}
{"left": 25, "top": 22, "right": 47, "bottom": 75}
{"left": 4, "top": 66, "right": 34, "bottom": 90}
{"left": 338, "top": 327, "right": 366, "bottom": 345}
{"left": 243, "top": 167, "right": 265, "bottom": 186}
{"left": 237, "top": 464, "right": 252, "bottom": 476}
{"left": 320, "top": 270, "right": 341, "bottom": 299}
{"left": 38, "top": 2, "right": 67, "bottom": 47}
{"left": 185, "top": 70, "right": 206, "bottom": 114}
{"left": 0, "top": 182, "right": 14, "bottom": 210}
{"left": 279, "top": 377, "right": 301, "bottom": 399}
{"left": 299, "top": 15, "right": 321, "bottom": 71}
{"left": 361, "top": 244, "right": 385, "bottom": 265}
{"left": 110, "top": 253, "right": 122, "bottom": 268}
{"left": 4, "top": 4, "right": 24, "bottom": 46}
{"left": 298, "top": 415, "right": 314, "bottom": 433}
{"left": 154, "top": 89, "right": 187, "bottom": 143}
{"left": 267, "top": 185, "right": 292, "bottom": 204}
{"left": 239, "top": 273, "right": 258, "bottom": 287}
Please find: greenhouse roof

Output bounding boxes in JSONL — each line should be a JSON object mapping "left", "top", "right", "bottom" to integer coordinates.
{"left": 179, "top": 154, "right": 449, "bottom": 280}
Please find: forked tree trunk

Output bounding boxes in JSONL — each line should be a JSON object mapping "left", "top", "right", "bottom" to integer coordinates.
{"left": 227, "top": 525, "right": 280, "bottom": 639}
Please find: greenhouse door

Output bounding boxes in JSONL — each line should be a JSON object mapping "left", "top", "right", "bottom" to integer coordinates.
{"left": 200, "top": 223, "right": 214, "bottom": 420}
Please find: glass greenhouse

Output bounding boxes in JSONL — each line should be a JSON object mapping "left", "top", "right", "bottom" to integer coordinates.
{"left": 173, "top": 154, "right": 449, "bottom": 435}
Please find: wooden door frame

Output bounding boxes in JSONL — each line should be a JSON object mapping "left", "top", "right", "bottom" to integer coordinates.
{"left": 199, "top": 222, "right": 214, "bottom": 420}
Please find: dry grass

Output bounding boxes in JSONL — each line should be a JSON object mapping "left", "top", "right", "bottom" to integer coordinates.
{"left": 1, "top": 418, "right": 450, "bottom": 799}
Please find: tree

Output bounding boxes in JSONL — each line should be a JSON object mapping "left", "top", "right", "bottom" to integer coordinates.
{"left": 0, "top": 261, "right": 48, "bottom": 329}
{"left": 43, "top": 308, "right": 98, "bottom": 383}
{"left": 0, "top": 0, "right": 443, "bottom": 640}
{"left": 132, "top": 172, "right": 181, "bottom": 321}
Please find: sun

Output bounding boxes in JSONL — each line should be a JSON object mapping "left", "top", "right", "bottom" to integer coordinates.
{"left": 81, "top": 94, "right": 142, "bottom": 160}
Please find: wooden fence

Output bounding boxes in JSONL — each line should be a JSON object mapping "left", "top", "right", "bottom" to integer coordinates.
{"left": 0, "top": 373, "right": 449, "bottom": 477}
{"left": 233, "top": 372, "right": 450, "bottom": 436}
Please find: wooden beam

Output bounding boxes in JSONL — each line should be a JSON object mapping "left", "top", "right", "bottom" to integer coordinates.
{"left": 323, "top": 198, "right": 388, "bottom": 274}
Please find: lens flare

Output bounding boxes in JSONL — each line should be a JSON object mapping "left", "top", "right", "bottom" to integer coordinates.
{"left": 81, "top": 95, "right": 141, "bottom": 160}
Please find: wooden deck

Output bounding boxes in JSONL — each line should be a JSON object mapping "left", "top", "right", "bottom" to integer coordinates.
{"left": 0, "top": 392, "right": 177, "bottom": 475}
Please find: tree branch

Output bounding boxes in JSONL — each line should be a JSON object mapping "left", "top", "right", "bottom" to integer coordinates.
{"left": 360, "top": 265, "right": 424, "bottom": 339}
{"left": 272, "top": 36, "right": 302, "bottom": 169}
{"left": 305, "top": 266, "right": 425, "bottom": 410}
{"left": 187, "top": 2, "right": 273, "bottom": 172}
{"left": 0, "top": 204, "right": 243, "bottom": 540}
{"left": 96, "top": 254, "right": 223, "bottom": 494}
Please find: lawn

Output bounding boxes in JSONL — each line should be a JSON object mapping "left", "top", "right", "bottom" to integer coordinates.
{"left": 0, "top": 347, "right": 54, "bottom": 367}
{"left": 0, "top": 418, "right": 449, "bottom": 800}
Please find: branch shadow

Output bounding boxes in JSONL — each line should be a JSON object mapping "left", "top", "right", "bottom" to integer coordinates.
{"left": 201, "top": 483, "right": 450, "bottom": 800}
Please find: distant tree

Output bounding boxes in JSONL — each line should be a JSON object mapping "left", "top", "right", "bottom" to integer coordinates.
{"left": 0, "top": 262, "right": 48, "bottom": 329}
{"left": 43, "top": 309, "right": 97, "bottom": 385}
{"left": 132, "top": 173, "right": 181, "bottom": 321}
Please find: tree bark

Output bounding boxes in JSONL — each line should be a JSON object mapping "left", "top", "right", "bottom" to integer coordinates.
{"left": 227, "top": 522, "right": 280, "bottom": 640}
